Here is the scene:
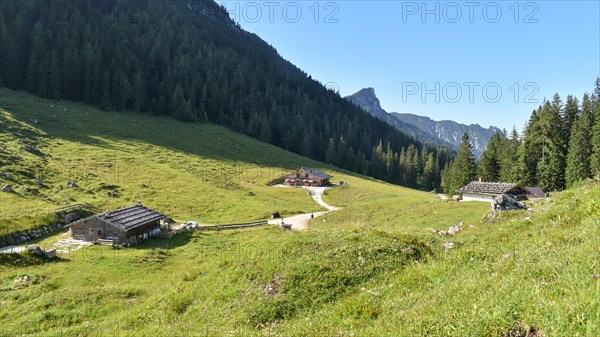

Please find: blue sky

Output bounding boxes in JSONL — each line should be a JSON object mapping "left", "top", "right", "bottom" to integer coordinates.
{"left": 220, "top": 1, "right": 600, "bottom": 131}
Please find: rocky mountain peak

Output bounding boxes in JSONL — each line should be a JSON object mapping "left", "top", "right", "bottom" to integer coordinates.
{"left": 346, "top": 88, "right": 502, "bottom": 158}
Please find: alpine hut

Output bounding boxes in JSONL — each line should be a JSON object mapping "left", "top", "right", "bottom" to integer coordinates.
{"left": 66, "top": 201, "right": 165, "bottom": 245}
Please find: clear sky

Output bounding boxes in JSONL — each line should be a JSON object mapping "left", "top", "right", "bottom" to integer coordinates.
{"left": 219, "top": 1, "right": 600, "bottom": 131}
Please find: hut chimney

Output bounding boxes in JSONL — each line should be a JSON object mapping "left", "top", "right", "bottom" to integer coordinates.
{"left": 136, "top": 200, "right": 142, "bottom": 206}
{"left": 478, "top": 177, "right": 483, "bottom": 182}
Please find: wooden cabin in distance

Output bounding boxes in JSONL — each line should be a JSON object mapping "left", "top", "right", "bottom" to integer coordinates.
{"left": 456, "top": 181, "right": 529, "bottom": 202}
{"left": 65, "top": 201, "right": 165, "bottom": 245}
{"left": 283, "top": 168, "right": 332, "bottom": 187}
{"left": 524, "top": 186, "right": 546, "bottom": 199}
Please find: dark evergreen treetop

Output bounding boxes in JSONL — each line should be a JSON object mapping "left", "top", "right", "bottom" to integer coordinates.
{"left": 0, "top": 0, "right": 452, "bottom": 187}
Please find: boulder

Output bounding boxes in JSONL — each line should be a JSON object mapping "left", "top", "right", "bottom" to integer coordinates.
{"left": 27, "top": 245, "right": 43, "bottom": 256}
{"left": 491, "top": 194, "right": 528, "bottom": 212}
{"left": 1, "top": 184, "right": 13, "bottom": 192}
{"left": 66, "top": 181, "right": 79, "bottom": 188}
{"left": 448, "top": 225, "right": 460, "bottom": 235}
{"left": 271, "top": 211, "right": 281, "bottom": 219}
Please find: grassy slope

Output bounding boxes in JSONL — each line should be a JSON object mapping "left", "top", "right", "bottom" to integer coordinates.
{"left": 1, "top": 89, "right": 598, "bottom": 336}
{"left": 0, "top": 88, "right": 331, "bottom": 235}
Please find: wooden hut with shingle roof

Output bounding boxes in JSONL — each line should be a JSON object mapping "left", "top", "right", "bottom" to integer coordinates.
{"left": 66, "top": 201, "right": 165, "bottom": 245}
{"left": 456, "top": 181, "right": 528, "bottom": 202}
{"left": 283, "top": 168, "right": 332, "bottom": 187}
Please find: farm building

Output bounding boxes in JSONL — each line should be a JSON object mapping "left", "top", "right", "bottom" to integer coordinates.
{"left": 524, "top": 186, "right": 546, "bottom": 199}
{"left": 283, "top": 168, "right": 332, "bottom": 187}
{"left": 65, "top": 202, "right": 165, "bottom": 245}
{"left": 456, "top": 181, "right": 529, "bottom": 202}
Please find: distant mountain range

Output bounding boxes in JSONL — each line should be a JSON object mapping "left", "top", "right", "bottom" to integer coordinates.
{"left": 345, "top": 88, "right": 502, "bottom": 158}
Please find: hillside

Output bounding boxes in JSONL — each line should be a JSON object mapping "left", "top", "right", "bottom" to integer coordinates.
{"left": 1, "top": 90, "right": 599, "bottom": 336}
{"left": 346, "top": 88, "right": 502, "bottom": 158}
{"left": 0, "top": 88, "right": 328, "bottom": 236}
{"left": 0, "top": 0, "right": 444, "bottom": 185}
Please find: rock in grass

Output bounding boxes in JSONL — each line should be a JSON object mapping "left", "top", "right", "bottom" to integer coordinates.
{"left": 26, "top": 245, "right": 43, "bottom": 256}
{"left": 448, "top": 225, "right": 460, "bottom": 235}
{"left": 1, "top": 184, "right": 12, "bottom": 192}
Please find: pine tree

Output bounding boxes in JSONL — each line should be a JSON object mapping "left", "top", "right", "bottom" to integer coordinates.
{"left": 562, "top": 95, "right": 580, "bottom": 147}
{"left": 441, "top": 160, "right": 453, "bottom": 195}
{"left": 519, "top": 108, "right": 541, "bottom": 185}
{"left": 535, "top": 101, "right": 565, "bottom": 191}
{"left": 450, "top": 133, "right": 477, "bottom": 193}
{"left": 591, "top": 78, "right": 600, "bottom": 178}
{"left": 259, "top": 117, "right": 272, "bottom": 143}
{"left": 499, "top": 126, "right": 520, "bottom": 182}
{"left": 402, "top": 144, "right": 418, "bottom": 186}
{"left": 370, "top": 140, "right": 386, "bottom": 179}
{"left": 478, "top": 132, "right": 501, "bottom": 181}
{"left": 565, "top": 93, "right": 592, "bottom": 186}
{"left": 422, "top": 153, "right": 439, "bottom": 190}
{"left": 325, "top": 138, "right": 337, "bottom": 165}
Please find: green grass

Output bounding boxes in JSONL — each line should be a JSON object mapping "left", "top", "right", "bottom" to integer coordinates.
{"left": 1, "top": 89, "right": 598, "bottom": 336}
{"left": 0, "top": 88, "right": 331, "bottom": 235}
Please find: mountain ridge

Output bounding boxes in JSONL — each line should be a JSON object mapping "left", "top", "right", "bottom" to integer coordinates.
{"left": 346, "top": 88, "right": 502, "bottom": 157}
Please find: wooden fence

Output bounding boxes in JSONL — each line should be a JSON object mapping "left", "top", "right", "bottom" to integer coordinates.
{"left": 197, "top": 221, "right": 269, "bottom": 231}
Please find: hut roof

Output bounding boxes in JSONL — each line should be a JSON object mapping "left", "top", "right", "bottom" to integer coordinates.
{"left": 98, "top": 204, "right": 165, "bottom": 231}
{"left": 66, "top": 203, "right": 165, "bottom": 232}
{"left": 524, "top": 186, "right": 546, "bottom": 198}
{"left": 300, "top": 168, "right": 332, "bottom": 179}
{"left": 456, "top": 182, "right": 525, "bottom": 195}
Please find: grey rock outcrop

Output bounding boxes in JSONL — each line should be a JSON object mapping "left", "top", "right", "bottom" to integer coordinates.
{"left": 491, "top": 194, "right": 527, "bottom": 212}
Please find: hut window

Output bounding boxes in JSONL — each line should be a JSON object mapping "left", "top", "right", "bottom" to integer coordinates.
{"left": 98, "top": 230, "right": 102, "bottom": 236}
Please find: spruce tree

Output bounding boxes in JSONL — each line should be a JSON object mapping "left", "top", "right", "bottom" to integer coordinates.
{"left": 535, "top": 101, "right": 565, "bottom": 191}
{"left": 370, "top": 140, "right": 386, "bottom": 179}
{"left": 519, "top": 108, "right": 542, "bottom": 186}
{"left": 260, "top": 117, "right": 272, "bottom": 143}
{"left": 591, "top": 78, "right": 600, "bottom": 178}
{"left": 450, "top": 133, "right": 477, "bottom": 193}
{"left": 441, "top": 160, "right": 453, "bottom": 195}
{"left": 499, "top": 126, "right": 520, "bottom": 182}
{"left": 565, "top": 94, "right": 592, "bottom": 186}
{"left": 478, "top": 132, "right": 501, "bottom": 181}
{"left": 325, "top": 138, "right": 337, "bottom": 165}
{"left": 422, "top": 153, "right": 440, "bottom": 190}
{"left": 562, "top": 95, "right": 580, "bottom": 147}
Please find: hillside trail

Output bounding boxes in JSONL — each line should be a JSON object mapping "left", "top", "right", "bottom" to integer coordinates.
{"left": 267, "top": 186, "right": 340, "bottom": 230}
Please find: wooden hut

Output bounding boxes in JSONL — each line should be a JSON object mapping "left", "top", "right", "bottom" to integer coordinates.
{"left": 283, "top": 168, "right": 332, "bottom": 187}
{"left": 456, "top": 181, "right": 528, "bottom": 202}
{"left": 65, "top": 201, "right": 165, "bottom": 245}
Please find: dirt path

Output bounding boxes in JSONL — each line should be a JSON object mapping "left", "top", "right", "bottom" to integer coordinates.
{"left": 268, "top": 186, "right": 340, "bottom": 230}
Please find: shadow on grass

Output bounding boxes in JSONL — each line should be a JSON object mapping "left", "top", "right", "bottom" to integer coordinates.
{"left": 1, "top": 89, "right": 332, "bottom": 173}
{"left": 129, "top": 231, "right": 192, "bottom": 251}
{"left": 0, "top": 252, "right": 69, "bottom": 268}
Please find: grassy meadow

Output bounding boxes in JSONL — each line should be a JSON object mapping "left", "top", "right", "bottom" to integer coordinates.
{"left": 1, "top": 89, "right": 598, "bottom": 336}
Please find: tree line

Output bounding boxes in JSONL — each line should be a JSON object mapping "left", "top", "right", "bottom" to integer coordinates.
{"left": 442, "top": 78, "right": 600, "bottom": 195}
{"left": 0, "top": 0, "right": 452, "bottom": 189}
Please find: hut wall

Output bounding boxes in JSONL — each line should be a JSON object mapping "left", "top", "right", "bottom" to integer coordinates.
{"left": 125, "top": 220, "right": 161, "bottom": 244}
{"left": 462, "top": 193, "right": 495, "bottom": 202}
{"left": 70, "top": 217, "right": 126, "bottom": 242}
